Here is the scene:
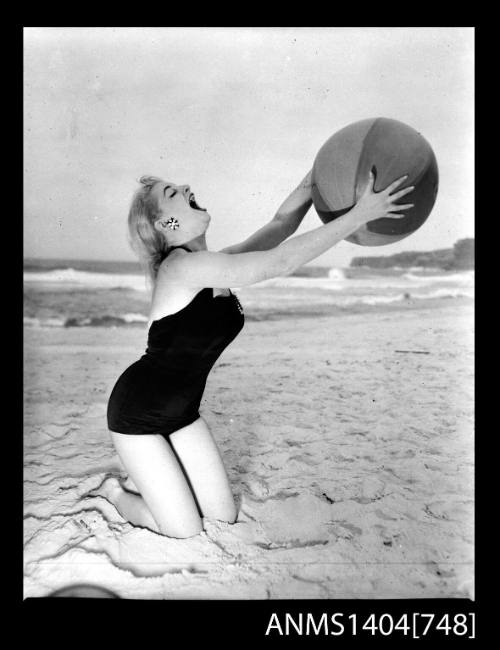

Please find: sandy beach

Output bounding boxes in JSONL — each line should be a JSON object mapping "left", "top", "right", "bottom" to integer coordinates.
{"left": 23, "top": 298, "right": 474, "bottom": 600}
{"left": 23, "top": 25, "right": 475, "bottom": 607}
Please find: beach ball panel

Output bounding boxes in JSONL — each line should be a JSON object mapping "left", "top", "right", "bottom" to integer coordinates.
{"left": 345, "top": 227, "right": 418, "bottom": 246}
{"left": 312, "top": 118, "right": 376, "bottom": 212}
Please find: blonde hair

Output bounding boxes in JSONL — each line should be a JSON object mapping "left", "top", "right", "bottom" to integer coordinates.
{"left": 127, "top": 176, "right": 169, "bottom": 282}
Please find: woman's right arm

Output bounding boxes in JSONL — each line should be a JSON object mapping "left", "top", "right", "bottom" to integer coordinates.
{"left": 161, "top": 173, "right": 414, "bottom": 288}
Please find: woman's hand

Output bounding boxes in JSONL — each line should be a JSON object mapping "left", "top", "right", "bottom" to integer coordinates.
{"left": 352, "top": 171, "right": 415, "bottom": 227}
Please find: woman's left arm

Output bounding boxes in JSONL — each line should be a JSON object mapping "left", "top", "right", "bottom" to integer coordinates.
{"left": 219, "top": 170, "right": 313, "bottom": 254}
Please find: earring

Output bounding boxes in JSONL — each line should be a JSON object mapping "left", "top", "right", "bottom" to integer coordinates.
{"left": 163, "top": 217, "right": 179, "bottom": 230}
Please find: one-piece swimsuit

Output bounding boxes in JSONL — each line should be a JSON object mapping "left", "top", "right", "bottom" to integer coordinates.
{"left": 107, "top": 246, "right": 245, "bottom": 438}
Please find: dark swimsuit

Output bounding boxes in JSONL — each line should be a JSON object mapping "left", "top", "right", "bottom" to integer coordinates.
{"left": 107, "top": 246, "right": 245, "bottom": 438}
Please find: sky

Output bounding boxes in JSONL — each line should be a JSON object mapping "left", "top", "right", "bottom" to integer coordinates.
{"left": 24, "top": 27, "right": 474, "bottom": 268}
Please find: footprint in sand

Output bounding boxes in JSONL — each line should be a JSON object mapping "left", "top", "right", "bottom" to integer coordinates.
{"left": 243, "top": 493, "right": 334, "bottom": 546}
{"left": 246, "top": 478, "right": 270, "bottom": 498}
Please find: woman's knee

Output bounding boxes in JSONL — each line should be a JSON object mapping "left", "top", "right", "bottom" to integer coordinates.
{"left": 204, "top": 500, "right": 238, "bottom": 525}
{"left": 158, "top": 517, "right": 204, "bottom": 539}
{"left": 145, "top": 494, "right": 204, "bottom": 538}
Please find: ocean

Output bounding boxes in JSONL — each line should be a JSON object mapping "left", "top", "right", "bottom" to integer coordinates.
{"left": 23, "top": 258, "right": 475, "bottom": 328}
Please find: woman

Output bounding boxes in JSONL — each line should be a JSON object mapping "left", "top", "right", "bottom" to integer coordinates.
{"left": 103, "top": 169, "right": 414, "bottom": 538}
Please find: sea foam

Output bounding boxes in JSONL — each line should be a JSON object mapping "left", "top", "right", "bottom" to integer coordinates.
{"left": 24, "top": 268, "right": 148, "bottom": 292}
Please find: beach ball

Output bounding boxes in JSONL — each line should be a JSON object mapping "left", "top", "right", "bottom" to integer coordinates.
{"left": 311, "top": 117, "right": 439, "bottom": 246}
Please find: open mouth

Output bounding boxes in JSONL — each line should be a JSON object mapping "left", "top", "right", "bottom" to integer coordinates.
{"left": 188, "top": 193, "right": 206, "bottom": 211}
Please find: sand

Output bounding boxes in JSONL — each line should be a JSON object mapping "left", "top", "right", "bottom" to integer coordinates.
{"left": 23, "top": 301, "right": 474, "bottom": 600}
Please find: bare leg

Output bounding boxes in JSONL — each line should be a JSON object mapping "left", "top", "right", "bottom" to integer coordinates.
{"left": 100, "top": 476, "right": 160, "bottom": 532}
{"left": 169, "top": 416, "right": 238, "bottom": 523}
{"left": 108, "top": 431, "right": 203, "bottom": 538}
{"left": 122, "top": 475, "right": 140, "bottom": 493}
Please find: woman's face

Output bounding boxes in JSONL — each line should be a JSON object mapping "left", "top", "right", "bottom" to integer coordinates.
{"left": 152, "top": 181, "right": 211, "bottom": 240}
